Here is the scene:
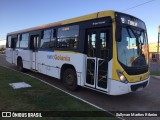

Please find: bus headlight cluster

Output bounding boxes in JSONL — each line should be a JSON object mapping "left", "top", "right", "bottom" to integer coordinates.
{"left": 116, "top": 70, "right": 128, "bottom": 84}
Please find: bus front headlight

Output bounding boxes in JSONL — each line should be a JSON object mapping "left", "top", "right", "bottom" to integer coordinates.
{"left": 116, "top": 70, "right": 128, "bottom": 84}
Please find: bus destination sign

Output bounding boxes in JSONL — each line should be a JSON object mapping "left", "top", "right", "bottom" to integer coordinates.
{"left": 116, "top": 12, "right": 146, "bottom": 30}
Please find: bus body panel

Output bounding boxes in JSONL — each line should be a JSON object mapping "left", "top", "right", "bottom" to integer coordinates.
{"left": 36, "top": 51, "right": 85, "bottom": 86}
{"left": 6, "top": 48, "right": 13, "bottom": 64}
{"left": 37, "top": 51, "right": 60, "bottom": 78}
{"left": 109, "top": 77, "right": 150, "bottom": 95}
{"left": 13, "top": 50, "right": 16, "bottom": 65}
{"left": 15, "top": 49, "right": 32, "bottom": 69}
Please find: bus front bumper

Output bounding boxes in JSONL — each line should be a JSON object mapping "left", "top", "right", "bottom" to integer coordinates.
{"left": 109, "top": 77, "right": 150, "bottom": 95}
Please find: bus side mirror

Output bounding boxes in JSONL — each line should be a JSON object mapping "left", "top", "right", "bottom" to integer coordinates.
{"left": 116, "top": 25, "right": 122, "bottom": 42}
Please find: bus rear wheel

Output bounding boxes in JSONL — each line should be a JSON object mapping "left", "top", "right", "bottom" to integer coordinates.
{"left": 17, "top": 58, "right": 24, "bottom": 72}
{"left": 63, "top": 68, "right": 78, "bottom": 91}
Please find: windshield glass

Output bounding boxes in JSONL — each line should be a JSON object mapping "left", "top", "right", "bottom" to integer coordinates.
{"left": 117, "top": 27, "right": 149, "bottom": 67}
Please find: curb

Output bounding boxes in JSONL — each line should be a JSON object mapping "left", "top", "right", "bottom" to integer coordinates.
{"left": 151, "top": 75, "right": 160, "bottom": 79}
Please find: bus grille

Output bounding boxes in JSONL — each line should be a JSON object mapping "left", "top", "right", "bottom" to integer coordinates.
{"left": 131, "top": 81, "right": 148, "bottom": 91}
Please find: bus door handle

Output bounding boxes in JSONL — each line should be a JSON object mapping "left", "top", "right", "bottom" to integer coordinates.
{"left": 97, "top": 58, "right": 104, "bottom": 61}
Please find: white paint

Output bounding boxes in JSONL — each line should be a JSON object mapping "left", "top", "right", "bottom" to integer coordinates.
{"left": 6, "top": 48, "right": 13, "bottom": 64}
{"left": 9, "top": 82, "right": 31, "bottom": 89}
{"left": 11, "top": 49, "right": 84, "bottom": 86}
{"left": 109, "top": 78, "right": 150, "bottom": 95}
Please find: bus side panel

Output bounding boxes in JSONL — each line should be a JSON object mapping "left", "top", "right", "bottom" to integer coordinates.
{"left": 13, "top": 50, "right": 16, "bottom": 65}
{"left": 53, "top": 51, "right": 85, "bottom": 86}
{"left": 81, "top": 54, "right": 87, "bottom": 86}
{"left": 37, "top": 50, "right": 85, "bottom": 86}
{"left": 16, "top": 49, "right": 32, "bottom": 69}
{"left": 37, "top": 51, "right": 60, "bottom": 78}
{"left": 6, "top": 48, "right": 13, "bottom": 64}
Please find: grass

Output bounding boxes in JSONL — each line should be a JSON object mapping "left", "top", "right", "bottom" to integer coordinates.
{"left": 0, "top": 66, "right": 117, "bottom": 120}
{"left": 150, "top": 71, "right": 160, "bottom": 76}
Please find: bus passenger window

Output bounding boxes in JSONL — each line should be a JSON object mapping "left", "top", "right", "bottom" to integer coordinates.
{"left": 57, "top": 25, "right": 79, "bottom": 49}
{"left": 19, "top": 33, "right": 29, "bottom": 48}
{"left": 40, "top": 29, "right": 52, "bottom": 49}
{"left": 50, "top": 29, "right": 56, "bottom": 48}
{"left": 16, "top": 34, "right": 21, "bottom": 48}
{"left": 7, "top": 36, "right": 12, "bottom": 48}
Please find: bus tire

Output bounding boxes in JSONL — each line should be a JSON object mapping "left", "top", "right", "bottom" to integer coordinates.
{"left": 63, "top": 68, "right": 78, "bottom": 91}
{"left": 17, "top": 58, "right": 24, "bottom": 72}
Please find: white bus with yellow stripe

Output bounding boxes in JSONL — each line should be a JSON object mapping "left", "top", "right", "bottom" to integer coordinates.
{"left": 6, "top": 10, "right": 150, "bottom": 95}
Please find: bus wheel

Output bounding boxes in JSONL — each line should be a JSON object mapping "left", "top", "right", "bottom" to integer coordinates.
{"left": 17, "top": 59, "right": 24, "bottom": 72}
{"left": 63, "top": 68, "right": 78, "bottom": 91}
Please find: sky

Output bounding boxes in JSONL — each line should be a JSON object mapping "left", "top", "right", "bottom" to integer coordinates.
{"left": 0, "top": 0, "right": 159, "bottom": 43}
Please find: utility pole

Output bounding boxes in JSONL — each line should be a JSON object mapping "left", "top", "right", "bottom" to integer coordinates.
{"left": 157, "top": 25, "right": 160, "bottom": 71}
{"left": 158, "top": 26, "right": 160, "bottom": 61}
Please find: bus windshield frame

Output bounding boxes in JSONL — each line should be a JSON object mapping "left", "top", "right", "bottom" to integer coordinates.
{"left": 115, "top": 12, "right": 149, "bottom": 74}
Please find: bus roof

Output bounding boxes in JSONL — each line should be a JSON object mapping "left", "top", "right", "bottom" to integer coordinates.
{"left": 8, "top": 10, "right": 115, "bottom": 35}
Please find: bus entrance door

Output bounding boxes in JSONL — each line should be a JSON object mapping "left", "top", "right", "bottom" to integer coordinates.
{"left": 30, "top": 35, "right": 39, "bottom": 70}
{"left": 6, "top": 37, "right": 16, "bottom": 64}
{"left": 85, "top": 28, "right": 109, "bottom": 91}
{"left": 12, "top": 38, "right": 17, "bottom": 64}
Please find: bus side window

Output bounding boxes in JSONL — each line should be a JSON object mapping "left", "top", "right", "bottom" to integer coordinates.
{"left": 50, "top": 29, "right": 56, "bottom": 48}
{"left": 57, "top": 25, "right": 79, "bottom": 49}
{"left": 40, "top": 29, "right": 52, "bottom": 49}
{"left": 19, "top": 33, "right": 29, "bottom": 48}
{"left": 7, "top": 36, "right": 12, "bottom": 48}
{"left": 16, "top": 35, "right": 21, "bottom": 48}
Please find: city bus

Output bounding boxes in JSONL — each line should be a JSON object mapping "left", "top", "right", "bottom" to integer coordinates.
{"left": 6, "top": 10, "right": 150, "bottom": 95}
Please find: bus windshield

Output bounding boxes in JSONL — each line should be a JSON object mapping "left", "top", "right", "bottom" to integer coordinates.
{"left": 117, "top": 26, "right": 149, "bottom": 67}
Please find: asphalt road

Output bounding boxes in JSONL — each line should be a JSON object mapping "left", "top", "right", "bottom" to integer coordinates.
{"left": 150, "top": 62, "right": 160, "bottom": 71}
{"left": 0, "top": 54, "right": 160, "bottom": 120}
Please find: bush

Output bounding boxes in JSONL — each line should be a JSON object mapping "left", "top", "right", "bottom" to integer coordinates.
{"left": 0, "top": 47, "right": 5, "bottom": 54}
